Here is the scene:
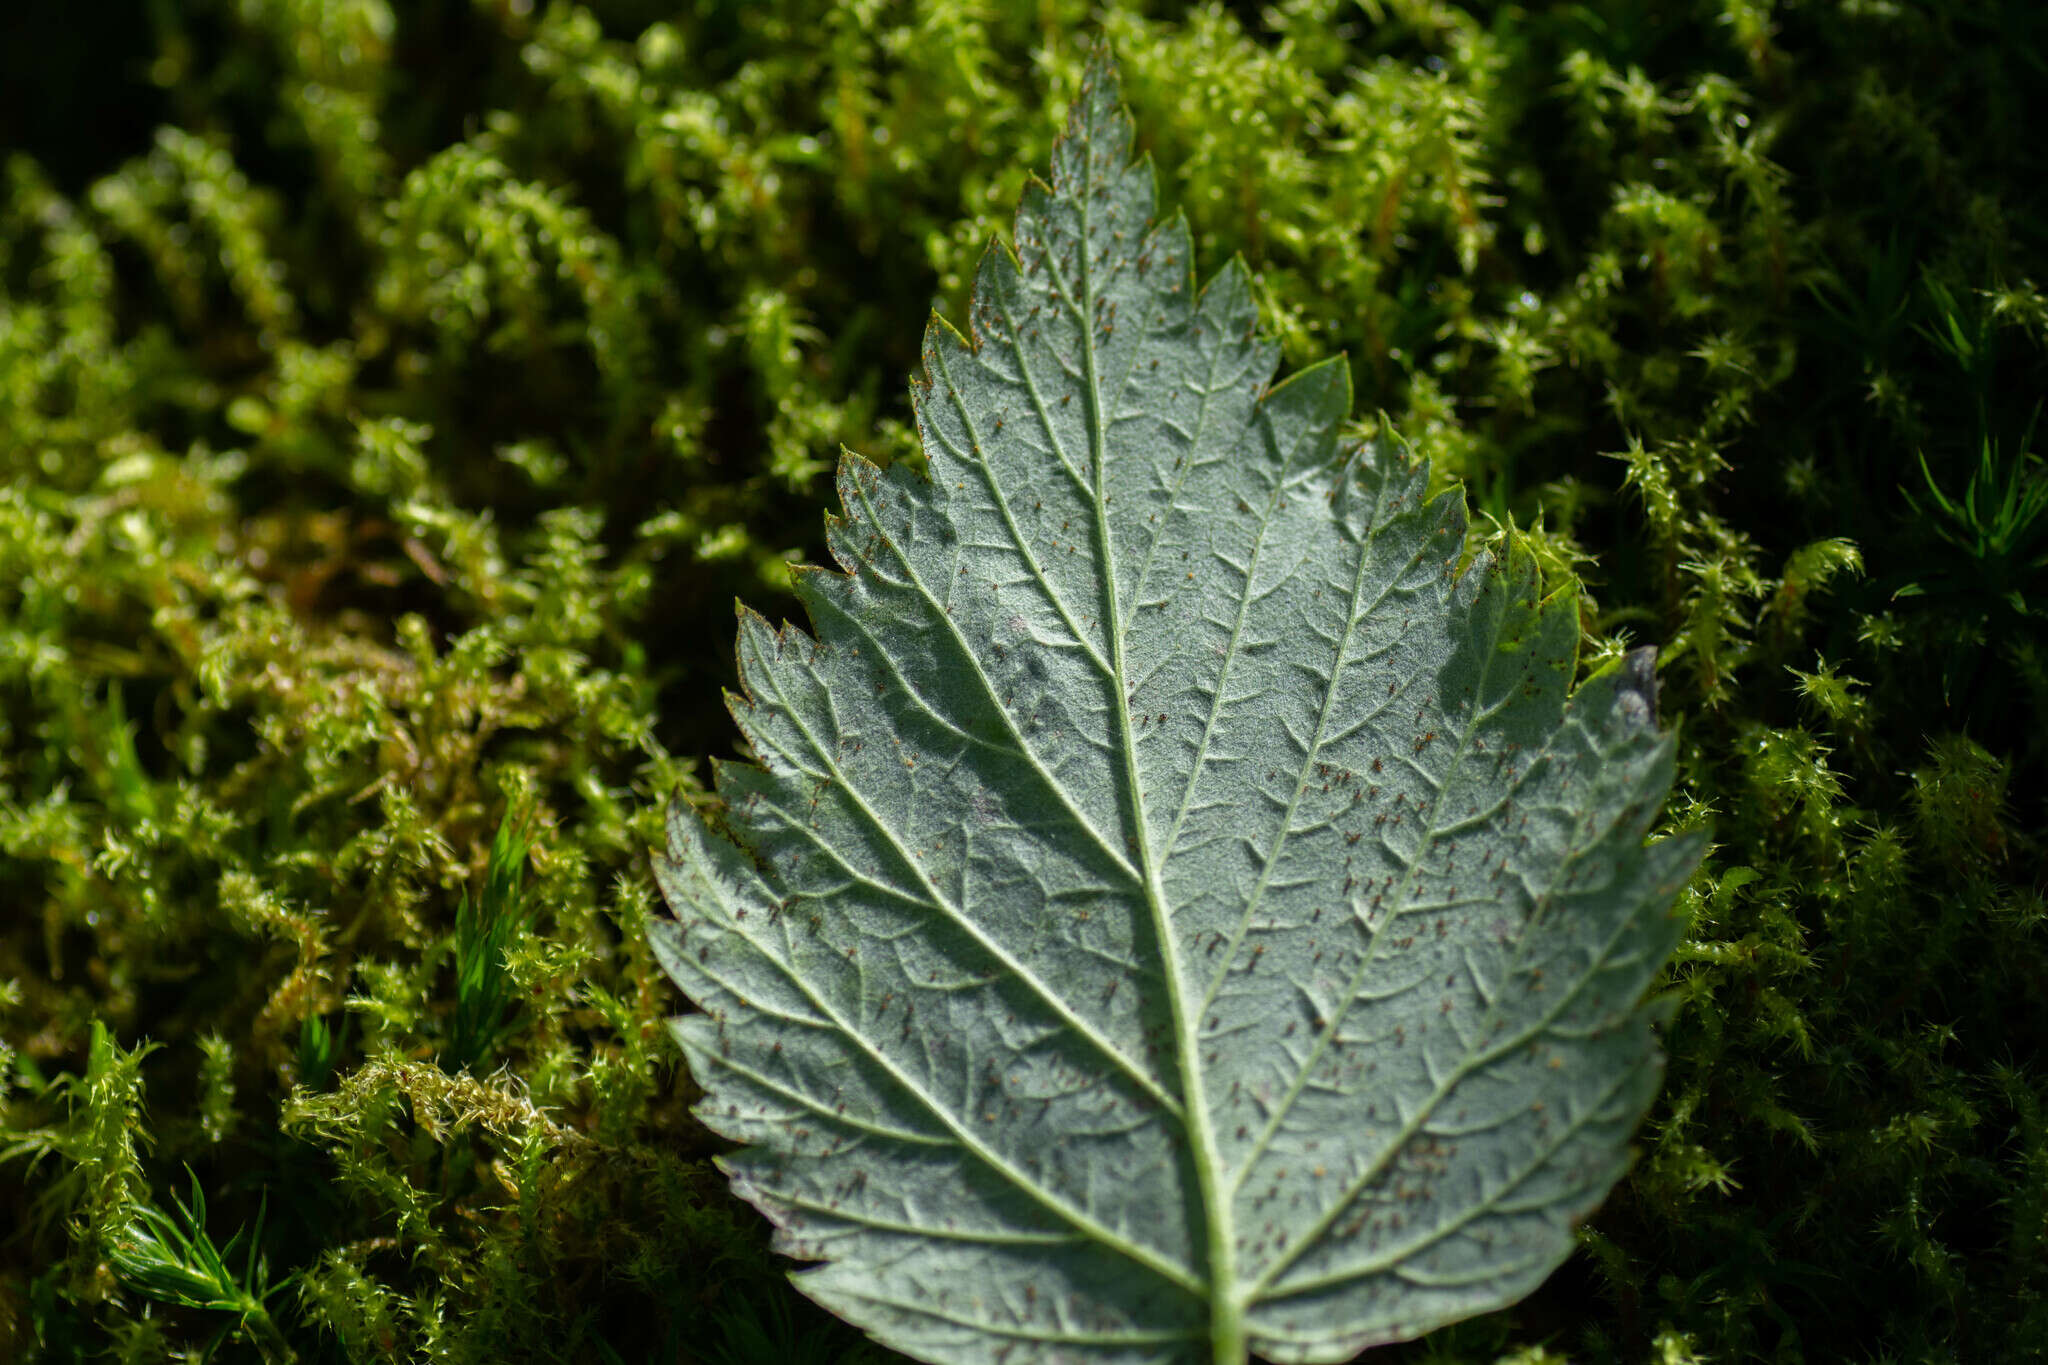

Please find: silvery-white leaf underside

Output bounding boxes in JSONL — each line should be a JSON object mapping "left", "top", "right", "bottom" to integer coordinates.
{"left": 653, "top": 54, "right": 1702, "bottom": 1365}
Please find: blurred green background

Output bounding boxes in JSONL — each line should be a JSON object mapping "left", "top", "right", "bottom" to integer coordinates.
{"left": 1, "top": 2, "right": 2043, "bottom": 1362}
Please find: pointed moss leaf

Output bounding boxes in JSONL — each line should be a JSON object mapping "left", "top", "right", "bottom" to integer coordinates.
{"left": 651, "top": 55, "right": 1704, "bottom": 1365}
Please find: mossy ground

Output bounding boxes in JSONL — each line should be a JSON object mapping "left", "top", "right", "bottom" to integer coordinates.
{"left": 1, "top": 3, "right": 2043, "bottom": 1362}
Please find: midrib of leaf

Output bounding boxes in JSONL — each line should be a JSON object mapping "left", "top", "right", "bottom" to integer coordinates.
{"left": 1054, "top": 124, "right": 1248, "bottom": 1365}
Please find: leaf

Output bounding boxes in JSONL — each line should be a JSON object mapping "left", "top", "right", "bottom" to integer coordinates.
{"left": 651, "top": 53, "right": 1704, "bottom": 1365}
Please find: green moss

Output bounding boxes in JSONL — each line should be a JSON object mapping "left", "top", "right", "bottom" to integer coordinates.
{"left": 2, "top": 1, "right": 2043, "bottom": 1362}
